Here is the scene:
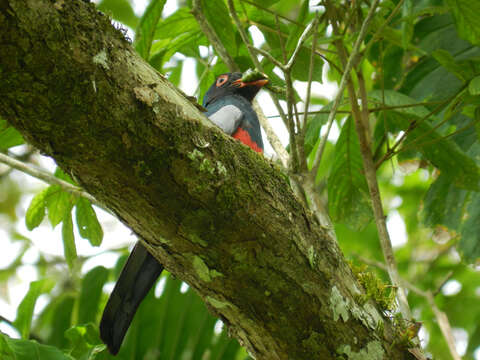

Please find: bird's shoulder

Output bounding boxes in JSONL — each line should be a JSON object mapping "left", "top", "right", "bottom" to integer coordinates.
{"left": 205, "top": 95, "right": 251, "bottom": 115}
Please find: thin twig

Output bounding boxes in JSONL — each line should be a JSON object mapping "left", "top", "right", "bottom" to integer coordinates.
{"left": 312, "top": 50, "right": 343, "bottom": 78}
{"left": 0, "top": 152, "right": 101, "bottom": 207}
{"left": 284, "top": 71, "right": 300, "bottom": 171}
{"left": 357, "top": 70, "right": 372, "bottom": 148}
{"left": 246, "top": 18, "right": 340, "bottom": 63}
{"left": 191, "top": 0, "right": 239, "bottom": 72}
{"left": 267, "top": 101, "right": 446, "bottom": 118}
{"left": 298, "top": 13, "right": 320, "bottom": 172}
{"left": 0, "top": 315, "right": 14, "bottom": 327}
{"left": 285, "top": 19, "right": 316, "bottom": 70}
{"left": 433, "top": 271, "right": 454, "bottom": 297}
{"left": 252, "top": 101, "right": 288, "bottom": 167}
{"left": 394, "top": 115, "right": 480, "bottom": 157}
{"left": 427, "top": 298, "right": 462, "bottom": 360}
{"left": 310, "top": 1, "right": 378, "bottom": 178}
{"left": 239, "top": 0, "right": 304, "bottom": 27}
{"left": 378, "top": 39, "right": 392, "bottom": 161}
{"left": 249, "top": 46, "right": 284, "bottom": 69}
{"left": 274, "top": 11, "right": 301, "bottom": 171}
{"left": 363, "top": 0, "right": 405, "bottom": 58}
{"left": 375, "top": 86, "right": 467, "bottom": 168}
{"left": 194, "top": 52, "right": 215, "bottom": 96}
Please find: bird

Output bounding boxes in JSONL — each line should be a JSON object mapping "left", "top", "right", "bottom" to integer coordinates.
{"left": 203, "top": 72, "right": 266, "bottom": 153}
{"left": 99, "top": 72, "right": 268, "bottom": 355}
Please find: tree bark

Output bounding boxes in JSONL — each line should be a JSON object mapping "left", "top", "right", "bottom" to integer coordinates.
{"left": 0, "top": 1, "right": 414, "bottom": 358}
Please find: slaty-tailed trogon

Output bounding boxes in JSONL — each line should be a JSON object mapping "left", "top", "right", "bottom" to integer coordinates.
{"left": 100, "top": 72, "right": 267, "bottom": 355}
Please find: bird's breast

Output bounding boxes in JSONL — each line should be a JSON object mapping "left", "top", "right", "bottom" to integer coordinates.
{"left": 232, "top": 127, "right": 263, "bottom": 153}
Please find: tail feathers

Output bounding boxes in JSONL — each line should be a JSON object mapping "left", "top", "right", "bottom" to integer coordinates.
{"left": 100, "top": 242, "right": 163, "bottom": 355}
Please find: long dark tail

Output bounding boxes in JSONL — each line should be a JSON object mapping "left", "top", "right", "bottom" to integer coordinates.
{"left": 100, "top": 242, "right": 163, "bottom": 355}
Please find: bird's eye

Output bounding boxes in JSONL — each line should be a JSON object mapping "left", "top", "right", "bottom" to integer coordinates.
{"left": 216, "top": 75, "right": 228, "bottom": 87}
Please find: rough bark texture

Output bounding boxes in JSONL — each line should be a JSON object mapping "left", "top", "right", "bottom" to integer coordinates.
{"left": 0, "top": 1, "right": 414, "bottom": 359}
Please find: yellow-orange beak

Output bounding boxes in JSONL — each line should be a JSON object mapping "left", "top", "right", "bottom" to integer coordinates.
{"left": 233, "top": 78, "right": 269, "bottom": 88}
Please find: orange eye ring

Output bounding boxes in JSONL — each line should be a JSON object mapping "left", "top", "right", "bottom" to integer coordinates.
{"left": 216, "top": 74, "right": 228, "bottom": 87}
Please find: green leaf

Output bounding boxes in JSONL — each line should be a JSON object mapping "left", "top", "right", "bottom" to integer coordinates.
{"left": 150, "top": 32, "right": 204, "bottom": 68}
{"left": 117, "top": 272, "right": 243, "bottom": 358}
{"left": 202, "top": 0, "right": 237, "bottom": 56}
{"left": 370, "top": 90, "right": 480, "bottom": 190}
{"left": 0, "top": 333, "right": 74, "bottom": 360}
{"left": 0, "top": 118, "right": 24, "bottom": 150}
{"left": 154, "top": 8, "right": 199, "bottom": 40}
{"left": 291, "top": 47, "right": 323, "bottom": 82}
{"left": 459, "top": 192, "right": 480, "bottom": 261}
{"left": 14, "top": 279, "right": 55, "bottom": 339}
{"left": 62, "top": 211, "right": 77, "bottom": 270}
{"left": 65, "top": 324, "right": 105, "bottom": 359}
{"left": 422, "top": 174, "right": 468, "bottom": 230}
{"left": 245, "top": 3, "right": 290, "bottom": 50}
{"left": 25, "top": 188, "right": 49, "bottom": 231}
{"left": 75, "top": 198, "right": 103, "bottom": 246}
{"left": 402, "top": 120, "right": 480, "bottom": 190}
{"left": 432, "top": 49, "right": 470, "bottom": 82}
{"left": 469, "top": 75, "right": 480, "bottom": 95}
{"left": 401, "top": 0, "right": 414, "bottom": 50}
{"left": 285, "top": 0, "right": 310, "bottom": 51}
{"left": 328, "top": 118, "right": 373, "bottom": 230}
{"left": 422, "top": 144, "right": 480, "bottom": 262}
{"left": 369, "top": 89, "right": 431, "bottom": 118}
{"left": 422, "top": 176, "right": 480, "bottom": 263}
{"left": 78, "top": 266, "right": 108, "bottom": 324}
{"left": 458, "top": 143, "right": 480, "bottom": 261}
{"left": 43, "top": 294, "right": 76, "bottom": 348}
{"left": 135, "top": 0, "right": 167, "bottom": 59}
{"left": 54, "top": 167, "right": 77, "bottom": 185}
{"left": 166, "top": 60, "right": 183, "bottom": 87}
{"left": 97, "top": 0, "right": 139, "bottom": 29}
{"left": 401, "top": 13, "right": 478, "bottom": 100}
{"left": 445, "top": 0, "right": 480, "bottom": 46}
{"left": 0, "top": 332, "right": 15, "bottom": 360}
{"left": 45, "top": 185, "right": 74, "bottom": 228}
{"left": 304, "top": 103, "right": 332, "bottom": 156}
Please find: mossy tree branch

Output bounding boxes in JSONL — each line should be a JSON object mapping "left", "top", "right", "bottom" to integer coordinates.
{"left": 0, "top": 1, "right": 415, "bottom": 358}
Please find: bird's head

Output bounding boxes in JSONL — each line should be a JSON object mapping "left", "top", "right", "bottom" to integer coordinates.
{"left": 202, "top": 72, "right": 268, "bottom": 107}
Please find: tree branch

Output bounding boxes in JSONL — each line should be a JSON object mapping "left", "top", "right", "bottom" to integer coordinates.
{"left": 0, "top": 152, "right": 99, "bottom": 205}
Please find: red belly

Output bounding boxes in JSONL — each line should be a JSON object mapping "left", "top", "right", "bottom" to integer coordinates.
{"left": 232, "top": 127, "right": 263, "bottom": 153}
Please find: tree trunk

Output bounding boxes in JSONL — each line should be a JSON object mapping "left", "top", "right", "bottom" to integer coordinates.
{"left": 0, "top": 1, "right": 414, "bottom": 358}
